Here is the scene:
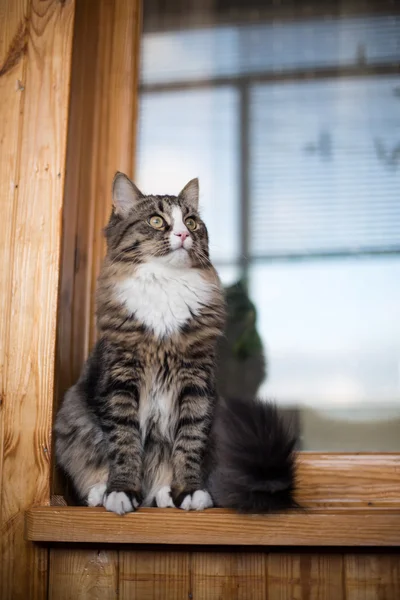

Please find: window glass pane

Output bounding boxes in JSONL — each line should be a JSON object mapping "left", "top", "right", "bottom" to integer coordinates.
{"left": 137, "top": 89, "right": 239, "bottom": 264}
{"left": 137, "top": 1, "right": 400, "bottom": 450}
{"left": 249, "top": 259, "right": 400, "bottom": 408}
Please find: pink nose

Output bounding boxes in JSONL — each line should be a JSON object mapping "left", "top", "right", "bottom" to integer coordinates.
{"left": 174, "top": 231, "right": 189, "bottom": 243}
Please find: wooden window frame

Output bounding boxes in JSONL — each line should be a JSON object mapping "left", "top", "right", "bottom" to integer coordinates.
{"left": 30, "top": 0, "right": 400, "bottom": 548}
{"left": 28, "top": 453, "right": 400, "bottom": 546}
{"left": 2, "top": 2, "right": 398, "bottom": 598}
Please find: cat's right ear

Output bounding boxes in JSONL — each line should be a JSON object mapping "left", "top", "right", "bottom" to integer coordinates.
{"left": 112, "top": 172, "right": 144, "bottom": 217}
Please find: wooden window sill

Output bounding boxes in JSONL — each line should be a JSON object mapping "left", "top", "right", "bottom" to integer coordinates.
{"left": 25, "top": 506, "right": 400, "bottom": 547}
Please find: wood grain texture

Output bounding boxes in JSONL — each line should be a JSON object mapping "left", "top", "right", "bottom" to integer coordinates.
{"left": 88, "top": 0, "right": 141, "bottom": 354}
{"left": 53, "top": 0, "right": 141, "bottom": 504}
{"left": 0, "top": 0, "right": 29, "bottom": 524}
{"left": 45, "top": 549, "right": 400, "bottom": 600}
{"left": 268, "top": 553, "right": 344, "bottom": 600}
{"left": 119, "top": 550, "right": 190, "bottom": 600}
{"left": 191, "top": 552, "right": 267, "bottom": 600}
{"left": 344, "top": 554, "right": 400, "bottom": 600}
{"left": 49, "top": 548, "right": 119, "bottom": 600}
{"left": 296, "top": 454, "right": 400, "bottom": 507}
{"left": 0, "top": 1, "right": 75, "bottom": 598}
{"left": 25, "top": 507, "right": 400, "bottom": 546}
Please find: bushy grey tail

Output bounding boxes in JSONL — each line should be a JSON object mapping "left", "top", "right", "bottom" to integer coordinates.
{"left": 209, "top": 396, "right": 297, "bottom": 513}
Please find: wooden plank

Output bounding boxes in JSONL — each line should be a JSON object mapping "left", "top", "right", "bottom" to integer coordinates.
{"left": 25, "top": 507, "right": 400, "bottom": 546}
{"left": 88, "top": 0, "right": 141, "bottom": 355}
{"left": 191, "top": 552, "right": 267, "bottom": 600}
{"left": 52, "top": 450, "right": 400, "bottom": 508}
{"left": 49, "top": 548, "right": 119, "bottom": 600}
{"left": 0, "top": 0, "right": 29, "bottom": 512}
{"left": 53, "top": 0, "right": 141, "bottom": 501}
{"left": 344, "top": 554, "right": 400, "bottom": 600}
{"left": 296, "top": 454, "right": 400, "bottom": 507}
{"left": 0, "top": 0, "right": 75, "bottom": 598}
{"left": 267, "top": 553, "right": 344, "bottom": 600}
{"left": 55, "top": 0, "right": 141, "bottom": 407}
{"left": 119, "top": 550, "right": 190, "bottom": 600}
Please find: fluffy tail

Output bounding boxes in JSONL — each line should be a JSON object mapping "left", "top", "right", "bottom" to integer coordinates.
{"left": 209, "top": 396, "right": 297, "bottom": 513}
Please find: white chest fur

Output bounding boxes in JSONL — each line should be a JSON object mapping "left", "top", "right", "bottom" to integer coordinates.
{"left": 114, "top": 259, "right": 215, "bottom": 337}
{"left": 139, "top": 380, "right": 175, "bottom": 442}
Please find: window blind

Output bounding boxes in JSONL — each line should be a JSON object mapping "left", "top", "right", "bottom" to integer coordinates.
{"left": 249, "top": 76, "right": 400, "bottom": 257}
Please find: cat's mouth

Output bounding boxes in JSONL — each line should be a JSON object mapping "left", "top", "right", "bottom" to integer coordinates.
{"left": 168, "top": 246, "right": 191, "bottom": 259}
{"left": 166, "top": 247, "right": 192, "bottom": 267}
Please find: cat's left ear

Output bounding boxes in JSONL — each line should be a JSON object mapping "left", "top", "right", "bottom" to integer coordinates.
{"left": 178, "top": 178, "right": 199, "bottom": 211}
{"left": 112, "top": 172, "right": 144, "bottom": 217}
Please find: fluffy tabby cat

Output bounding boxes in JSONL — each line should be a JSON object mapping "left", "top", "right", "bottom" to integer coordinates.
{"left": 55, "top": 173, "right": 296, "bottom": 514}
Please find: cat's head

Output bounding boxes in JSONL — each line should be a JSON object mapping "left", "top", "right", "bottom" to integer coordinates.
{"left": 104, "top": 172, "right": 210, "bottom": 269}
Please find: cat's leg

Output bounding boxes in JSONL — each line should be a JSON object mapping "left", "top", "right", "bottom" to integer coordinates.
{"left": 171, "top": 382, "right": 215, "bottom": 511}
{"left": 101, "top": 384, "right": 143, "bottom": 515}
{"left": 55, "top": 387, "right": 109, "bottom": 506}
{"left": 142, "top": 434, "right": 174, "bottom": 507}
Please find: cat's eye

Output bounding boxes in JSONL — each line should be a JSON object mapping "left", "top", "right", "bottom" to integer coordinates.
{"left": 149, "top": 215, "right": 165, "bottom": 229}
{"left": 185, "top": 217, "right": 198, "bottom": 231}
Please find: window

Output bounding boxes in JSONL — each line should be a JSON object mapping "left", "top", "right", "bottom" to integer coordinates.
{"left": 137, "top": 1, "right": 400, "bottom": 450}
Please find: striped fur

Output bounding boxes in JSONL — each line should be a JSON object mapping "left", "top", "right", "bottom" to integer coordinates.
{"left": 55, "top": 174, "right": 225, "bottom": 513}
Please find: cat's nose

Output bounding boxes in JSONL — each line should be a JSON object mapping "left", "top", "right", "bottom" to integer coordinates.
{"left": 174, "top": 231, "right": 189, "bottom": 243}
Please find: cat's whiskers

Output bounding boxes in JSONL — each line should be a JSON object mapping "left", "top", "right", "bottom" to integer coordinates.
{"left": 109, "top": 247, "right": 141, "bottom": 266}
{"left": 194, "top": 248, "right": 212, "bottom": 270}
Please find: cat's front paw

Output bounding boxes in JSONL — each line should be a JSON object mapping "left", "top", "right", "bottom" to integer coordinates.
{"left": 172, "top": 487, "right": 213, "bottom": 511}
{"left": 103, "top": 489, "right": 142, "bottom": 515}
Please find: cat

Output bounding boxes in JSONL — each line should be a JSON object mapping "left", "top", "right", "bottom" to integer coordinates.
{"left": 55, "top": 173, "right": 296, "bottom": 514}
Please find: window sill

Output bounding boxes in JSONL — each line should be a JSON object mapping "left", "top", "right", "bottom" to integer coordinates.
{"left": 25, "top": 506, "right": 400, "bottom": 547}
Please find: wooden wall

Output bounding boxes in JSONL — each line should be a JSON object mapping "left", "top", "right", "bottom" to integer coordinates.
{"left": 47, "top": 548, "right": 400, "bottom": 600}
{"left": 0, "top": 0, "right": 75, "bottom": 598}
{"left": 55, "top": 0, "right": 141, "bottom": 414}
{"left": 0, "top": 0, "right": 141, "bottom": 597}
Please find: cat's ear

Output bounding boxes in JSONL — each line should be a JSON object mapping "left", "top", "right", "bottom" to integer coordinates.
{"left": 178, "top": 178, "right": 199, "bottom": 210}
{"left": 112, "top": 172, "right": 144, "bottom": 217}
